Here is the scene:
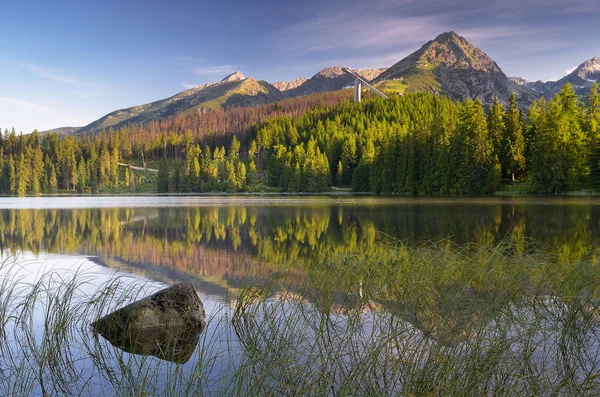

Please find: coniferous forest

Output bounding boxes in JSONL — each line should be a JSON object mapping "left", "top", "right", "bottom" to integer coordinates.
{"left": 1, "top": 83, "right": 599, "bottom": 196}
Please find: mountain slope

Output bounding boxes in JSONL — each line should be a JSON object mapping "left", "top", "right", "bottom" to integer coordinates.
{"left": 79, "top": 73, "right": 284, "bottom": 132}
{"left": 512, "top": 57, "right": 600, "bottom": 97}
{"left": 74, "top": 31, "right": 557, "bottom": 135}
{"left": 39, "top": 126, "right": 81, "bottom": 135}
{"left": 271, "top": 77, "right": 308, "bottom": 91}
{"left": 284, "top": 67, "right": 387, "bottom": 97}
{"left": 373, "top": 31, "right": 539, "bottom": 106}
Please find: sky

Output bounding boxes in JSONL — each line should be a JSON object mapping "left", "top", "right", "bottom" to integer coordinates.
{"left": 1, "top": 0, "right": 599, "bottom": 134}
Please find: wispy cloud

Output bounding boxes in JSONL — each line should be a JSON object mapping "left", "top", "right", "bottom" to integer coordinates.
{"left": 565, "top": 66, "right": 578, "bottom": 75}
{"left": 276, "top": 6, "right": 445, "bottom": 55}
{"left": 71, "top": 89, "right": 101, "bottom": 99}
{"left": 180, "top": 82, "right": 200, "bottom": 90}
{"left": 459, "top": 26, "right": 546, "bottom": 44}
{"left": 22, "top": 63, "right": 81, "bottom": 84}
{"left": 0, "top": 97, "right": 55, "bottom": 113}
{"left": 193, "top": 64, "right": 238, "bottom": 77}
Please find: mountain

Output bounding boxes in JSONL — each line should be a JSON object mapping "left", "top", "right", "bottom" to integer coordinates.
{"left": 39, "top": 126, "right": 81, "bottom": 135}
{"left": 373, "top": 31, "right": 539, "bottom": 106}
{"left": 79, "top": 73, "right": 284, "bottom": 132}
{"left": 271, "top": 77, "right": 308, "bottom": 91}
{"left": 78, "top": 67, "right": 386, "bottom": 133}
{"left": 284, "top": 66, "right": 386, "bottom": 97}
{"left": 511, "top": 57, "right": 600, "bottom": 97}
{"left": 72, "top": 31, "right": 582, "bottom": 135}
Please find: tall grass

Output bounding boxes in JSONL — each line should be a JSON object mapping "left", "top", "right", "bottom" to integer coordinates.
{"left": 0, "top": 240, "right": 599, "bottom": 396}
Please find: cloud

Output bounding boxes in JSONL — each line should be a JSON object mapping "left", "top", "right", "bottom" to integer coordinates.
{"left": 22, "top": 63, "right": 81, "bottom": 84}
{"left": 0, "top": 97, "right": 55, "bottom": 113}
{"left": 565, "top": 66, "right": 578, "bottom": 75}
{"left": 180, "top": 82, "right": 200, "bottom": 90}
{"left": 193, "top": 64, "right": 238, "bottom": 77}
{"left": 276, "top": 6, "right": 445, "bottom": 55}
{"left": 71, "top": 89, "right": 101, "bottom": 99}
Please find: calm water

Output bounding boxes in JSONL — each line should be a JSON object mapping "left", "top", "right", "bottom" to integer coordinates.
{"left": 1, "top": 195, "right": 600, "bottom": 299}
{"left": 1, "top": 196, "right": 600, "bottom": 395}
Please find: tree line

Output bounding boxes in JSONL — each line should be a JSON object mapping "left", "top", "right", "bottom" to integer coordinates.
{"left": 250, "top": 82, "right": 600, "bottom": 194}
{"left": 1, "top": 83, "right": 599, "bottom": 195}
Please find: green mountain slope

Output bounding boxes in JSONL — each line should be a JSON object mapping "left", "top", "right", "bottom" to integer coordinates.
{"left": 74, "top": 31, "right": 545, "bottom": 135}
{"left": 373, "top": 31, "right": 539, "bottom": 106}
{"left": 79, "top": 72, "right": 284, "bottom": 132}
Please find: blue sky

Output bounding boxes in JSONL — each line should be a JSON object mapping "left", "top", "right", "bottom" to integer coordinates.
{"left": 1, "top": 0, "right": 599, "bottom": 134}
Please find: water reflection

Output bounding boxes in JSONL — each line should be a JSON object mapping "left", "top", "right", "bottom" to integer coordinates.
{"left": 91, "top": 283, "right": 207, "bottom": 364}
{"left": 1, "top": 195, "right": 600, "bottom": 395}
{"left": 1, "top": 199, "right": 600, "bottom": 285}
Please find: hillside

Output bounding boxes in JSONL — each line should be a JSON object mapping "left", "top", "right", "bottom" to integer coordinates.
{"left": 79, "top": 73, "right": 284, "bottom": 132}
{"left": 284, "top": 67, "right": 386, "bottom": 97}
{"left": 39, "top": 126, "right": 81, "bottom": 135}
{"left": 373, "top": 32, "right": 539, "bottom": 106}
{"left": 70, "top": 31, "right": 587, "bottom": 135}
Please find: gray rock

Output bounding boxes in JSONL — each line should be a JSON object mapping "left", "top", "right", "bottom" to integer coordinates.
{"left": 91, "top": 283, "right": 206, "bottom": 364}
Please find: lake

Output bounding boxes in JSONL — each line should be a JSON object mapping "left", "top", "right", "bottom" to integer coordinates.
{"left": 1, "top": 196, "right": 599, "bottom": 395}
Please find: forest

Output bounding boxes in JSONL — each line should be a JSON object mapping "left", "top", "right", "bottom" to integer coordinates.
{"left": 0, "top": 83, "right": 599, "bottom": 195}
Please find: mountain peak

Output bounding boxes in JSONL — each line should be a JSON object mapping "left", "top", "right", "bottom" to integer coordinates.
{"left": 558, "top": 56, "right": 600, "bottom": 84}
{"left": 221, "top": 71, "right": 245, "bottom": 82}
{"left": 580, "top": 57, "right": 600, "bottom": 72}
{"left": 315, "top": 66, "right": 345, "bottom": 78}
{"left": 433, "top": 31, "right": 462, "bottom": 43}
{"left": 271, "top": 77, "right": 308, "bottom": 92}
{"left": 374, "top": 31, "right": 538, "bottom": 107}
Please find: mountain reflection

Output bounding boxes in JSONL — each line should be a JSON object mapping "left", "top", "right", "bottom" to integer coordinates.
{"left": 1, "top": 201, "right": 599, "bottom": 290}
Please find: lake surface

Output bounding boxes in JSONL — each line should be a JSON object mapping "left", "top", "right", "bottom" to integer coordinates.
{"left": 1, "top": 196, "right": 600, "bottom": 395}
{"left": 2, "top": 195, "right": 600, "bottom": 299}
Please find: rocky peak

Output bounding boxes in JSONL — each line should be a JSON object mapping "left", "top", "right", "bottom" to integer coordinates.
{"left": 374, "top": 31, "right": 538, "bottom": 107}
{"left": 271, "top": 77, "right": 309, "bottom": 91}
{"left": 314, "top": 66, "right": 346, "bottom": 79}
{"left": 357, "top": 68, "right": 387, "bottom": 81}
{"left": 577, "top": 57, "right": 600, "bottom": 77}
{"left": 394, "top": 31, "right": 501, "bottom": 74}
{"left": 509, "top": 77, "right": 529, "bottom": 86}
{"left": 221, "top": 71, "right": 245, "bottom": 82}
{"left": 433, "top": 31, "right": 462, "bottom": 44}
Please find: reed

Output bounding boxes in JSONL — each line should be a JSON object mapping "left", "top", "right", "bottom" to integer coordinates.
{"left": 0, "top": 240, "right": 598, "bottom": 396}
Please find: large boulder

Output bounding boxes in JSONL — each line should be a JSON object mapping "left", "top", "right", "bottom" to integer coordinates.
{"left": 91, "top": 283, "right": 206, "bottom": 364}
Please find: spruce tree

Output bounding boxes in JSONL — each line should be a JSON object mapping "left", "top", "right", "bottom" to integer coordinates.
{"left": 157, "top": 160, "right": 169, "bottom": 193}
{"left": 502, "top": 93, "right": 525, "bottom": 182}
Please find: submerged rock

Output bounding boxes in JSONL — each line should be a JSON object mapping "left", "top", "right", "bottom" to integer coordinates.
{"left": 91, "top": 283, "right": 206, "bottom": 364}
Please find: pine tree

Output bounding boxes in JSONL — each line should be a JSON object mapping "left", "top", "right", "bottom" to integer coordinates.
{"left": 16, "top": 152, "right": 29, "bottom": 196}
{"left": 8, "top": 155, "right": 16, "bottom": 195}
{"left": 586, "top": 83, "right": 600, "bottom": 188}
{"left": 47, "top": 162, "right": 58, "bottom": 193}
{"left": 502, "top": 93, "right": 526, "bottom": 182}
{"left": 487, "top": 97, "right": 505, "bottom": 162}
{"left": 191, "top": 157, "right": 201, "bottom": 191}
{"left": 236, "top": 162, "right": 247, "bottom": 190}
{"left": 229, "top": 136, "right": 240, "bottom": 161}
{"left": 340, "top": 137, "right": 357, "bottom": 185}
{"left": 226, "top": 160, "right": 237, "bottom": 192}
{"left": 157, "top": 160, "right": 169, "bottom": 193}
{"left": 123, "top": 166, "right": 130, "bottom": 192}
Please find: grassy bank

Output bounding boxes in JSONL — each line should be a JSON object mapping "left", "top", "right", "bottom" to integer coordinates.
{"left": 1, "top": 241, "right": 599, "bottom": 395}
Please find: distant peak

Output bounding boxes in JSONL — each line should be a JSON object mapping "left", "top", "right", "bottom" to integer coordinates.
{"left": 221, "top": 71, "right": 245, "bottom": 82}
{"left": 315, "top": 66, "right": 345, "bottom": 78}
{"left": 433, "top": 31, "right": 462, "bottom": 43}
{"left": 581, "top": 57, "right": 600, "bottom": 69}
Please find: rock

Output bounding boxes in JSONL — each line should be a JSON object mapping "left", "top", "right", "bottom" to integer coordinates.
{"left": 221, "top": 71, "right": 245, "bottom": 82}
{"left": 91, "top": 283, "right": 206, "bottom": 364}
